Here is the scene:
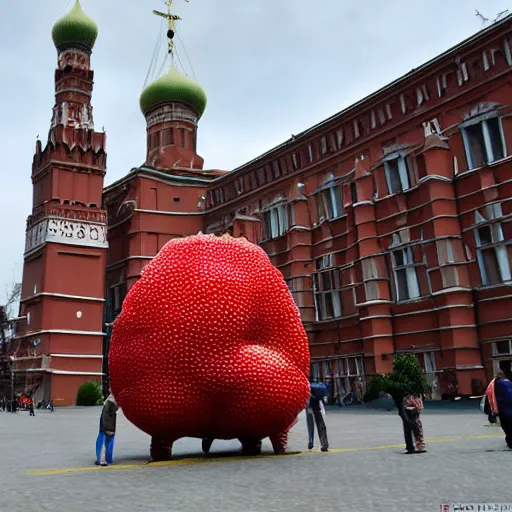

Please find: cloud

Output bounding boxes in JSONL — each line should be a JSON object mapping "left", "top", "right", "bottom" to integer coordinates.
{"left": 0, "top": 0, "right": 509, "bottom": 303}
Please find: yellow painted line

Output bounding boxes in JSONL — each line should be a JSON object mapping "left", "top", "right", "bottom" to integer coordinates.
{"left": 30, "top": 464, "right": 144, "bottom": 476}
{"left": 26, "top": 433, "right": 505, "bottom": 477}
{"left": 148, "top": 451, "right": 305, "bottom": 468}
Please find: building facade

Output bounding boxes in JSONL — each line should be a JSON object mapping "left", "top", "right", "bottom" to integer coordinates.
{"left": 205, "top": 18, "right": 512, "bottom": 400}
{"left": 8, "top": 2, "right": 512, "bottom": 404}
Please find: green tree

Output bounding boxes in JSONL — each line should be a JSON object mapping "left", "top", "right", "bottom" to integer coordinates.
{"left": 365, "top": 354, "right": 431, "bottom": 406}
{"left": 76, "top": 381, "right": 104, "bottom": 406}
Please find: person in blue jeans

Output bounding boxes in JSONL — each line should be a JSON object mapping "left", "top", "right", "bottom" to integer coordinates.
{"left": 306, "top": 383, "right": 329, "bottom": 452}
{"left": 95, "top": 394, "right": 119, "bottom": 466}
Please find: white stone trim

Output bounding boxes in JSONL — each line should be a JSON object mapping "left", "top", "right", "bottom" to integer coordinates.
{"left": 15, "top": 329, "right": 106, "bottom": 340}
{"left": 15, "top": 369, "right": 104, "bottom": 376}
{"left": 360, "top": 303, "right": 474, "bottom": 321}
{"left": 134, "top": 208, "right": 203, "bottom": 217}
{"left": 146, "top": 103, "right": 198, "bottom": 127}
{"left": 25, "top": 217, "right": 108, "bottom": 254}
{"left": 478, "top": 293, "right": 512, "bottom": 303}
{"left": 431, "top": 287, "right": 473, "bottom": 296}
{"left": 50, "top": 354, "right": 103, "bottom": 359}
{"left": 50, "top": 370, "right": 104, "bottom": 376}
{"left": 21, "top": 293, "right": 105, "bottom": 304}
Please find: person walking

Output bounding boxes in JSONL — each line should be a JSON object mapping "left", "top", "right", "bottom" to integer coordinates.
{"left": 403, "top": 394, "right": 426, "bottom": 454}
{"left": 306, "top": 383, "right": 329, "bottom": 452}
{"left": 95, "top": 393, "right": 119, "bottom": 466}
{"left": 28, "top": 397, "right": 35, "bottom": 417}
{"left": 486, "top": 371, "right": 512, "bottom": 448}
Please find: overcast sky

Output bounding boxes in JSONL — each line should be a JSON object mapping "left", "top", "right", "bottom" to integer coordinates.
{"left": 0, "top": 0, "right": 510, "bottom": 306}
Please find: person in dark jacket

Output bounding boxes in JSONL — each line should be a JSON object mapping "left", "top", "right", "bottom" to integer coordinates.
{"left": 95, "top": 394, "right": 119, "bottom": 466}
{"left": 494, "top": 374, "right": 512, "bottom": 449}
{"left": 306, "top": 384, "right": 329, "bottom": 452}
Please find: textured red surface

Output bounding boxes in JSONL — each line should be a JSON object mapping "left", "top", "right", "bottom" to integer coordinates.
{"left": 109, "top": 234, "right": 310, "bottom": 443}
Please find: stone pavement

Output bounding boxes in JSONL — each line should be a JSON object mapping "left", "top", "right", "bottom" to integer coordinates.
{"left": 0, "top": 406, "right": 510, "bottom": 512}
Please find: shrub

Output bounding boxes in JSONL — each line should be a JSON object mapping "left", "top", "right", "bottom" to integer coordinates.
{"left": 76, "top": 381, "right": 103, "bottom": 406}
{"left": 363, "top": 375, "right": 389, "bottom": 403}
{"left": 364, "top": 354, "right": 431, "bottom": 404}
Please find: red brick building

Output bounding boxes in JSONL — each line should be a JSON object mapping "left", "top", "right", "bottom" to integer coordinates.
{"left": 202, "top": 17, "right": 512, "bottom": 400}
{"left": 9, "top": 2, "right": 512, "bottom": 404}
{"left": 9, "top": 2, "right": 107, "bottom": 405}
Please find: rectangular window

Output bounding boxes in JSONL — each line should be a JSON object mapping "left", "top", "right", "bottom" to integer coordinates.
{"left": 384, "top": 156, "right": 410, "bottom": 194}
{"left": 392, "top": 247, "right": 421, "bottom": 301}
{"left": 321, "top": 136, "right": 328, "bottom": 155}
{"left": 250, "top": 172, "right": 257, "bottom": 190}
{"left": 272, "top": 160, "right": 280, "bottom": 179}
{"left": 474, "top": 222, "right": 511, "bottom": 285}
{"left": 262, "top": 204, "right": 291, "bottom": 240}
{"left": 493, "top": 341, "right": 512, "bottom": 356}
{"left": 336, "top": 129, "right": 344, "bottom": 148}
{"left": 337, "top": 357, "right": 363, "bottom": 377}
{"left": 350, "top": 182, "right": 358, "bottom": 204}
{"left": 437, "top": 239, "right": 456, "bottom": 265}
{"left": 308, "top": 144, "right": 314, "bottom": 163}
{"left": 424, "top": 352, "right": 437, "bottom": 373}
{"left": 317, "top": 185, "right": 343, "bottom": 221}
{"left": 462, "top": 117, "right": 506, "bottom": 169}
{"left": 313, "top": 256, "right": 342, "bottom": 321}
{"left": 152, "top": 132, "right": 160, "bottom": 149}
{"left": 362, "top": 258, "right": 379, "bottom": 301}
{"left": 292, "top": 152, "right": 300, "bottom": 170}
{"left": 164, "top": 128, "right": 174, "bottom": 146}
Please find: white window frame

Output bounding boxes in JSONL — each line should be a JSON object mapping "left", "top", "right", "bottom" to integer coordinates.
{"left": 461, "top": 115, "right": 507, "bottom": 170}
{"left": 424, "top": 352, "right": 437, "bottom": 373}
{"left": 308, "top": 144, "right": 314, "bottom": 163}
{"left": 320, "top": 136, "right": 328, "bottom": 155}
{"left": 391, "top": 247, "right": 421, "bottom": 302}
{"left": 262, "top": 203, "right": 291, "bottom": 240}
{"left": 362, "top": 258, "right": 379, "bottom": 301}
{"left": 492, "top": 341, "right": 512, "bottom": 357}
{"left": 384, "top": 155, "right": 410, "bottom": 194}
{"left": 336, "top": 129, "right": 344, "bottom": 148}
{"left": 492, "top": 341, "right": 512, "bottom": 375}
{"left": 436, "top": 239, "right": 459, "bottom": 288}
{"left": 322, "top": 361, "right": 331, "bottom": 379}
{"left": 313, "top": 256, "right": 342, "bottom": 321}
{"left": 474, "top": 221, "right": 511, "bottom": 285}
{"left": 316, "top": 175, "right": 344, "bottom": 221}
{"left": 292, "top": 152, "right": 299, "bottom": 169}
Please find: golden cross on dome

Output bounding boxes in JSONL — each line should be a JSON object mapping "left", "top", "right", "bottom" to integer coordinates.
{"left": 153, "top": 0, "right": 190, "bottom": 54}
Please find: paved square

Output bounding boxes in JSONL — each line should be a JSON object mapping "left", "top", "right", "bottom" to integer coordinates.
{"left": 0, "top": 405, "right": 509, "bottom": 512}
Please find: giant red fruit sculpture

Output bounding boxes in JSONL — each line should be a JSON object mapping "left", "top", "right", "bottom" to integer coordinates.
{"left": 109, "top": 233, "right": 310, "bottom": 459}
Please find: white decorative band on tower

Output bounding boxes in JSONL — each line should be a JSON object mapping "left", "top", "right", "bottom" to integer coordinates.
{"left": 146, "top": 103, "right": 198, "bottom": 128}
{"left": 25, "top": 217, "right": 108, "bottom": 254}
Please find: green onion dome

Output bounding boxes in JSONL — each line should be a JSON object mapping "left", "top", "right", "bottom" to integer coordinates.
{"left": 140, "top": 67, "right": 208, "bottom": 118}
{"left": 52, "top": 0, "right": 98, "bottom": 52}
